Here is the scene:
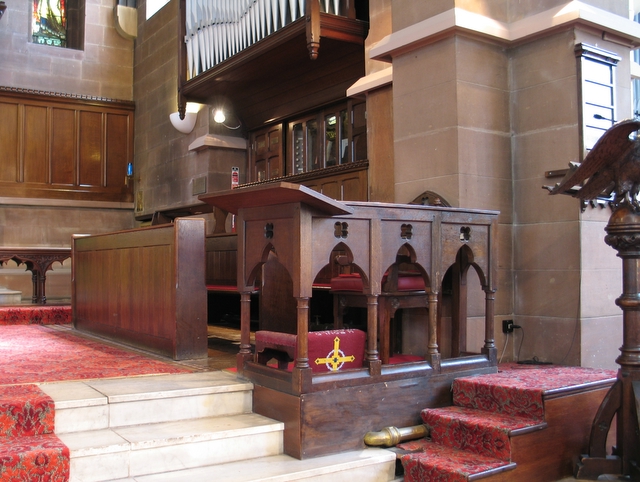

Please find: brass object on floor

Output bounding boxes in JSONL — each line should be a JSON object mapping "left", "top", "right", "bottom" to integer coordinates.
{"left": 364, "top": 424, "right": 428, "bottom": 447}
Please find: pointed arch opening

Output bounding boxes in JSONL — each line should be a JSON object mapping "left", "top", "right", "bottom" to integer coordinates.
{"left": 377, "top": 243, "right": 431, "bottom": 364}
{"left": 313, "top": 242, "right": 369, "bottom": 332}
{"left": 438, "top": 245, "right": 488, "bottom": 359}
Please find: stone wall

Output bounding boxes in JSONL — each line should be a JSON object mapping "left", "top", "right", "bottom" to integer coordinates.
{"left": 0, "top": 0, "right": 133, "bottom": 99}
{"left": 0, "top": 202, "right": 134, "bottom": 301}
{"left": 386, "top": 0, "right": 632, "bottom": 368}
{"left": 132, "top": 0, "right": 248, "bottom": 222}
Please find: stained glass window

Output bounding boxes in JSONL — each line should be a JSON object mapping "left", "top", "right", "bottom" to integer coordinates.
{"left": 32, "top": 0, "right": 67, "bottom": 47}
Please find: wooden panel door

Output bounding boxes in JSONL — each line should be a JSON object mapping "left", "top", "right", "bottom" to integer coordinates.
{"left": 251, "top": 124, "right": 283, "bottom": 182}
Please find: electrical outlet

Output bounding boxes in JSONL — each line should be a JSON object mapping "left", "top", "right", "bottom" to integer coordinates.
{"left": 502, "top": 319, "right": 514, "bottom": 334}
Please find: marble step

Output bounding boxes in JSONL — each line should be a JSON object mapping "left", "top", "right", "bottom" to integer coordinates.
{"left": 110, "top": 448, "right": 398, "bottom": 481}
{"left": 40, "top": 371, "right": 253, "bottom": 434}
{"left": 60, "top": 412, "right": 284, "bottom": 482}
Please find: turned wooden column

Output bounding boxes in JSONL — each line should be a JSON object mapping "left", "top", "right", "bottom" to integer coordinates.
{"left": 427, "top": 291, "right": 441, "bottom": 370}
{"left": 366, "top": 294, "right": 381, "bottom": 376}
{"left": 236, "top": 292, "right": 253, "bottom": 373}
{"left": 292, "top": 297, "right": 312, "bottom": 394}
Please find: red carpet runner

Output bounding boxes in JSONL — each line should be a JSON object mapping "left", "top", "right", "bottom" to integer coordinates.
{"left": 397, "top": 364, "right": 617, "bottom": 482}
{"left": 0, "top": 385, "right": 69, "bottom": 481}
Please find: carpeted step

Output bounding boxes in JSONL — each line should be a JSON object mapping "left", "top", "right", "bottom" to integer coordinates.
{"left": 452, "top": 364, "right": 617, "bottom": 421}
{"left": 397, "top": 439, "right": 516, "bottom": 482}
{"left": 0, "top": 385, "right": 70, "bottom": 481}
{"left": 0, "top": 384, "right": 56, "bottom": 437}
{"left": 0, "top": 433, "right": 70, "bottom": 481}
{"left": 420, "top": 406, "right": 546, "bottom": 461}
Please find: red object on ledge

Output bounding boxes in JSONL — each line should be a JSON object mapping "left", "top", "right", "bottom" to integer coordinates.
{"left": 255, "top": 328, "right": 366, "bottom": 373}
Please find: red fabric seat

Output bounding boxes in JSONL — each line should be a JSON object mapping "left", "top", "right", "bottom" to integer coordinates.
{"left": 330, "top": 272, "right": 425, "bottom": 292}
{"left": 255, "top": 329, "right": 366, "bottom": 373}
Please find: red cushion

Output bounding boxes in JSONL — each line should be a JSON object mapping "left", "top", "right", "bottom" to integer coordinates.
{"left": 395, "top": 273, "right": 425, "bottom": 291}
{"left": 330, "top": 272, "right": 425, "bottom": 292}
{"left": 330, "top": 274, "right": 363, "bottom": 291}
{"left": 255, "top": 329, "right": 366, "bottom": 374}
{"left": 206, "top": 284, "right": 239, "bottom": 292}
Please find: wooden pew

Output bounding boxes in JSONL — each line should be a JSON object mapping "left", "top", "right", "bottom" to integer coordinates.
{"left": 72, "top": 218, "right": 207, "bottom": 360}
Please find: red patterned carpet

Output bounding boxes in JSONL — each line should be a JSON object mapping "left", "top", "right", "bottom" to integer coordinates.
{"left": 0, "top": 384, "right": 70, "bottom": 480}
{"left": 0, "top": 305, "right": 71, "bottom": 326}
{"left": 453, "top": 363, "right": 617, "bottom": 421}
{"left": 0, "top": 324, "right": 191, "bottom": 385}
{"left": 398, "top": 363, "right": 617, "bottom": 481}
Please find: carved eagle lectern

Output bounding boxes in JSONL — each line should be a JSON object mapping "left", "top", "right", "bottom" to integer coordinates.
{"left": 547, "top": 118, "right": 640, "bottom": 479}
{"left": 549, "top": 119, "right": 640, "bottom": 209}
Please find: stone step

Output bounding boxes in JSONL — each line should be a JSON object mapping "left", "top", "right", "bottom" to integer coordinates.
{"left": 38, "top": 371, "right": 398, "bottom": 481}
{"left": 40, "top": 371, "right": 253, "bottom": 434}
{"left": 59, "top": 413, "right": 284, "bottom": 481}
{"left": 110, "top": 448, "right": 397, "bottom": 481}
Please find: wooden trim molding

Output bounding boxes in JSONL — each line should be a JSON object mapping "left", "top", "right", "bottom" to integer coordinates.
{"left": 0, "top": 86, "right": 135, "bottom": 109}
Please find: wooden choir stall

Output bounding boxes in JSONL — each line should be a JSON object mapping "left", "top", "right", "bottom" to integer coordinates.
{"left": 201, "top": 182, "right": 499, "bottom": 459}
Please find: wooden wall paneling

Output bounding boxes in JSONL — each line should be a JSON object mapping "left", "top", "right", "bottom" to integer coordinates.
{"left": 341, "top": 171, "right": 366, "bottom": 200}
{"left": 78, "top": 111, "right": 104, "bottom": 187}
{"left": 318, "top": 180, "right": 340, "bottom": 199}
{"left": 0, "top": 87, "right": 134, "bottom": 202}
{"left": 205, "top": 234, "right": 238, "bottom": 285}
{"left": 23, "top": 105, "right": 48, "bottom": 184}
{"left": 301, "top": 168, "right": 367, "bottom": 201}
{"left": 0, "top": 102, "right": 19, "bottom": 182}
{"left": 51, "top": 107, "right": 76, "bottom": 186}
{"left": 106, "top": 113, "right": 130, "bottom": 193}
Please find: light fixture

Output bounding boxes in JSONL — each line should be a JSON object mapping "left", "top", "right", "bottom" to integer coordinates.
{"left": 213, "top": 109, "right": 226, "bottom": 124}
{"left": 169, "top": 102, "right": 202, "bottom": 134}
{"left": 0, "top": 2, "right": 7, "bottom": 20}
{"left": 212, "top": 108, "right": 241, "bottom": 130}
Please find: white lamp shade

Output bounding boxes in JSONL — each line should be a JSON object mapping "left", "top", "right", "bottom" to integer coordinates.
{"left": 170, "top": 111, "right": 197, "bottom": 134}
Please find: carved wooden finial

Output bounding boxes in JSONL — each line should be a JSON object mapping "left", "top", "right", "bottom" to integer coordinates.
{"left": 305, "top": 0, "right": 320, "bottom": 60}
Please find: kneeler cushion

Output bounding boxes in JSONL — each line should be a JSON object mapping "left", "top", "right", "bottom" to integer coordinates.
{"left": 308, "top": 329, "right": 366, "bottom": 373}
{"left": 255, "top": 329, "right": 366, "bottom": 373}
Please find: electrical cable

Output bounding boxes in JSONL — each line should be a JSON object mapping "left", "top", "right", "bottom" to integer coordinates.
{"left": 515, "top": 325, "right": 524, "bottom": 362}
{"left": 499, "top": 331, "right": 509, "bottom": 364}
